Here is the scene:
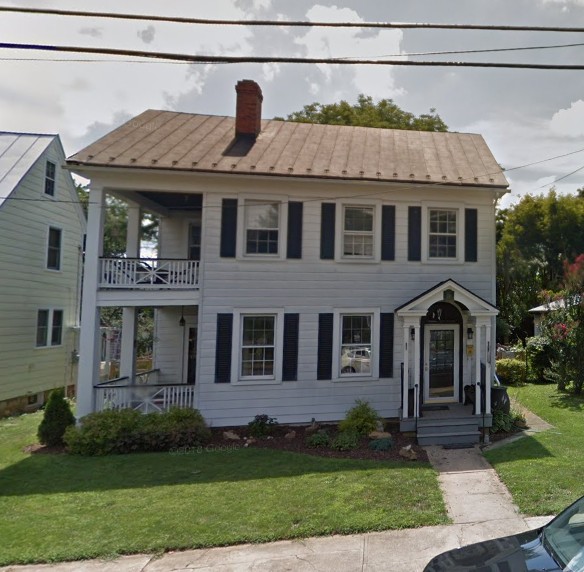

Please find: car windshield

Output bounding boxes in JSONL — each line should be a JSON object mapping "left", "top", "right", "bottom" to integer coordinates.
{"left": 543, "top": 496, "right": 584, "bottom": 571}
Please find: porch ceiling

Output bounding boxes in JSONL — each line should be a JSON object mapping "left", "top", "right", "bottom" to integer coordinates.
{"left": 395, "top": 279, "right": 498, "bottom": 318}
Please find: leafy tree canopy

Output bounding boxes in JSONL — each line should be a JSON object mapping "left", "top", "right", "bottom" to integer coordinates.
{"left": 279, "top": 94, "right": 448, "bottom": 132}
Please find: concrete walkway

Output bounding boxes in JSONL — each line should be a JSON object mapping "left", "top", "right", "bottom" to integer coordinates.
{"left": 1, "top": 412, "right": 554, "bottom": 572}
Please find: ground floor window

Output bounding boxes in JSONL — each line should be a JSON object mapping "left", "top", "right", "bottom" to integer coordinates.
{"left": 340, "top": 314, "right": 372, "bottom": 376}
{"left": 240, "top": 315, "right": 276, "bottom": 378}
{"left": 36, "top": 309, "right": 63, "bottom": 347}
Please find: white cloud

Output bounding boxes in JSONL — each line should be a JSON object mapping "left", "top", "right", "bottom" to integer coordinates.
{"left": 550, "top": 100, "right": 584, "bottom": 137}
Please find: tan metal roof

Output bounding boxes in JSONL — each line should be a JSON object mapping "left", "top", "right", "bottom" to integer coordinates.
{"left": 67, "top": 110, "right": 509, "bottom": 188}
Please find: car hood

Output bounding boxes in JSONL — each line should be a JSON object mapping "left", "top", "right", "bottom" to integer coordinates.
{"left": 424, "top": 529, "right": 563, "bottom": 572}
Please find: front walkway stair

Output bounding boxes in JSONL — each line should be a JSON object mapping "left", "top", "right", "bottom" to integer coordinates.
{"left": 416, "top": 406, "right": 481, "bottom": 446}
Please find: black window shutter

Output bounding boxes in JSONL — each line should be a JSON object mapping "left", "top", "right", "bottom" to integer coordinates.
{"left": 320, "top": 203, "right": 336, "bottom": 260}
{"left": 465, "top": 208, "right": 478, "bottom": 262}
{"left": 379, "top": 313, "right": 394, "bottom": 378}
{"left": 214, "top": 314, "right": 233, "bottom": 383}
{"left": 220, "top": 198, "right": 237, "bottom": 258}
{"left": 381, "top": 205, "right": 396, "bottom": 261}
{"left": 408, "top": 206, "right": 422, "bottom": 261}
{"left": 287, "top": 202, "right": 303, "bottom": 259}
{"left": 282, "top": 313, "right": 299, "bottom": 381}
{"left": 317, "top": 313, "right": 334, "bottom": 380}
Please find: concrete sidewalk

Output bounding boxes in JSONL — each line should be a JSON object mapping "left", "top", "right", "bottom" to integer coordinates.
{"left": 1, "top": 413, "right": 554, "bottom": 572}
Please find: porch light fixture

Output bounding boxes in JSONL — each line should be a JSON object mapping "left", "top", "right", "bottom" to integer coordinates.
{"left": 179, "top": 306, "right": 185, "bottom": 327}
{"left": 410, "top": 327, "right": 415, "bottom": 340}
{"left": 467, "top": 327, "right": 474, "bottom": 340}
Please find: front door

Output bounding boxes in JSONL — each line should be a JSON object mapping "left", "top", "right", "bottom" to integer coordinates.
{"left": 424, "top": 325, "right": 459, "bottom": 403}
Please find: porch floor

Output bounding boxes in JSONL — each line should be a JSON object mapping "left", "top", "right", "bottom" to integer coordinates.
{"left": 419, "top": 402, "right": 474, "bottom": 419}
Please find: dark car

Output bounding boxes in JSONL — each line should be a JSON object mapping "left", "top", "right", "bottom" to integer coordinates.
{"left": 424, "top": 495, "right": 584, "bottom": 571}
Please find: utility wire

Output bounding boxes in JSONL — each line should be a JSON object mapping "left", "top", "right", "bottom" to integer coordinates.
{"left": 3, "top": 40, "right": 584, "bottom": 65}
{"left": 1, "top": 43, "right": 584, "bottom": 69}
{"left": 1, "top": 6, "right": 584, "bottom": 33}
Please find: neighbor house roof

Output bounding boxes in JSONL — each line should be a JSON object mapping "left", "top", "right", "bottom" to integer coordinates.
{"left": 67, "top": 110, "right": 509, "bottom": 189}
{"left": 0, "top": 132, "right": 55, "bottom": 209}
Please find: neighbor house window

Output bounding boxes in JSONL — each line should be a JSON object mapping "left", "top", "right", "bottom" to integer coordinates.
{"left": 47, "top": 227, "right": 62, "bottom": 270}
{"left": 240, "top": 315, "right": 276, "bottom": 378}
{"left": 340, "top": 314, "right": 372, "bottom": 376}
{"left": 343, "top": 206, "right": 374, "bottom": 258}
{"left": 244, "top": 200, "right": 280, "bottom": 255}
{"left": 428, "top": 209, "right": 457, "bottom": 258}
{"left": 36, "top": 309, "right": 63, "bottom": 347}
{"left": 45, "top": 161, "right": 56, "bottom": 196}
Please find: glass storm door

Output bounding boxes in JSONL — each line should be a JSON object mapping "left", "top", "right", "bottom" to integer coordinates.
{"left": 424, "top": 325, "right": 459, "bottom": 402}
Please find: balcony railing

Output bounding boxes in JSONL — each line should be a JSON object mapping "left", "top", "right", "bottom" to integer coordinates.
{"left": 95, "top": 373, "right": 196, "bottom": 413}
{"left": 99, "top": 258, "right": 199, "bottom": 290}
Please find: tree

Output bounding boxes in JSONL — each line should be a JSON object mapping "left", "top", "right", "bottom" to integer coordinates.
{"left": 279, "top": 94, "right": 448, "bottom": 132}
{"left": 496, "top": 190, "right": 584, "bottom": 342}
{"left": 37, "top": 388, "right": 76, "bottom": 447}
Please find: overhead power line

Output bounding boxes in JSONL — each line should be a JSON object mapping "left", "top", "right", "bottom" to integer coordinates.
{"left": 1, "top": 43, "right": 584, "bottom": 70}
{"left": 2, "top": 6, "right": 584, "bottom": 33}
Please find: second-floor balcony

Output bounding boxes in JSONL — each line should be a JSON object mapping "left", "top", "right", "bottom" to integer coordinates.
{"left": 99, "top": 258, "right": 200, "bottom": 290}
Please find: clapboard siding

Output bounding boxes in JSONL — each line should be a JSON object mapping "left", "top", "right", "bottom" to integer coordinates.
{"left": 87, "top": 169, "right": 498, "bottom": 426}
{"left": 0, "top": 138, "right": 85, "bottom": 402}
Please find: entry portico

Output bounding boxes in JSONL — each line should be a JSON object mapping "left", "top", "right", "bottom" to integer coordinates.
{"left": 396, "top": 279, "right": 498, "bottom": 429}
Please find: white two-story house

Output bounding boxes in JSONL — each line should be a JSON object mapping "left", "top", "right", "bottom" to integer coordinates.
{"left": 67, "top": 80, "right": 508, "bottom": 445}
{"left": 0, "top": 132, "right": 85, "bottom": 416}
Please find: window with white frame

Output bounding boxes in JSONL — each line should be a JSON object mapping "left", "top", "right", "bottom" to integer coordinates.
{"left": 428, "top": 209, "right": 457, "bottom": 259}
{"left": 244, "top": 200, "right": 280, "bottom": 255}
{"left": 240, "top": 315, "right": 276, "bottom": 378}
{"left": 343, "top": 205, "right": 374, "bottom": 258}
{"left": 45, "top": 161, "right": 56, "bottom": 196}
{"left": 47, "top": 227, "right": 62, "bottom": 270}
{"left": 340, "top": 314, "right": 372, "bottom": 376}
{"left": 36, "top": 309, "right": 63, "bottom": 347}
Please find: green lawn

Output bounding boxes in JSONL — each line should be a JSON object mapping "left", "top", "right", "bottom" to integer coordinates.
{"left": 0, "top": 412, "right": 447, "bottom": 565}
{"left": 485, "top": 383, "right": 584, "bottom": 516}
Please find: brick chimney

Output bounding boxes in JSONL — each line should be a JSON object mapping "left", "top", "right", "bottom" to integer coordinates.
{"left": 235, "top": 80, "right": 263, "bottom": 139}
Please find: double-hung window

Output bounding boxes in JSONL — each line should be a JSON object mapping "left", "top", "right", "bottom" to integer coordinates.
{"left": 240, "top": 315, "right": 276, "bottom": 378}
{"left": 340, "top": 314, "right": 372, "bottom": 376}
{"left": 343, "top": 206, "right": 374, "bottom": 258}
{"left": 45, "top": 161, "right": 56, "bottom": 196}
{"left": 428, "top": 209, "right": 457, "bottom": 259}
{"left": 36, "top": 309, "right": 63, "bottom": 347}
{"left": 47, "top": 227, "right": 62, "bottom": 270}
{"left": 244, "top": 200, "right": 280, "bottom": 255}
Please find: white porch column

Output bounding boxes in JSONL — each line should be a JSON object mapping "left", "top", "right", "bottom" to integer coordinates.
{"left": 484, "top": 321, "right": 492, "bottom": 415}
{"left": 77, "top": 186, "right": 105, "bottom": 420}
{"left": 413, "top": 324, "right": 421, "bottom": 418}
{"left": 402, "top": 325, "right": 410, "bottom": 418}
{"left": 119, "top": 201, "right": 141, "bottom": 382}
{"left": 474, "top": 322, "right": 482, "bottom": 415}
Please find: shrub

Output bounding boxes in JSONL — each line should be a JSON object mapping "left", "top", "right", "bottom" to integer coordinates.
{"left": 64, "top": 407, "right": 211, "bottom": 455}
{"left": 305, "top": 429, "right": 331, "bottom": 448}
{"left": 526, "top": 336, "right": 555, "bottom": 383}
{"left": 338, "top": 400, "right": 380, "bottom": 436}
{"left": 247, "top": 414, "right": 278, "bottom": 437}
{"left": 37, "top": 388, "right": 76, "bottom": 447}
{"left": 491, "top": 409, "right": 514, "bottom": 434}
{"left": 495, "top": 358, "right": 526, "bottom": 386}
{"left": 331, "top": 430, "right": 360, "bottom": 451}
{"left": 368, "top": 437, "right": 393, "bottom": 451}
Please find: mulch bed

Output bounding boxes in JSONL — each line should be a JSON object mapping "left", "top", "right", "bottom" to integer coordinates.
{"left": 209, "top": 424, "right": 428, "bottom": 462}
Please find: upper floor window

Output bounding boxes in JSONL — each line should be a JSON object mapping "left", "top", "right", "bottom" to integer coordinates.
{"left": 240, "top": 315, "right": 276, "bottom": 379}
{"left": 343, "top": 206, "right": 374, "bottom": 258}
{"left": 36, "top": 309, "right": 63, "bottom": 347}
{"left": 47, "top": 227, "right": 62, "bottom": 270}
{"left": 45, "top": 161, "right": 56, "bottom": 196}
{"left": 188, "top": 221, "right": 201, "bottom": 261}
{"left": 245, "top": 200, "right": 279, "bottom": 255}
{"left": 428, "top": 209, "right": 457, "bottom": 259}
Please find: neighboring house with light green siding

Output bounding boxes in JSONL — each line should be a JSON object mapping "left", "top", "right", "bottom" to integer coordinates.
{"left": 0, "top": 132, "right": 86, "bottom": 416}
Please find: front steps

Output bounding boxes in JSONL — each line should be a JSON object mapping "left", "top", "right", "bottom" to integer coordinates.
{"left": 416, "top": 415, "right": 481, "bottom": 447}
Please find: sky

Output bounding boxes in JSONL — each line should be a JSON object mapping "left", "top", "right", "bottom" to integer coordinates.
{"left": 1, "top": 0, "right": 584, "bottom": 207}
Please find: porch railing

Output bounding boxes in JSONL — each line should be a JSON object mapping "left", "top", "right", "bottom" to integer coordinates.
{"left": 99, "top": 258, "right": 199, "bottom": 289}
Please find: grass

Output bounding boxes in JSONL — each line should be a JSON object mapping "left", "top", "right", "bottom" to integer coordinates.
{"left": 485, "top": 383, "right": 584, "bottom": 516}
{"left": 0, "top": 412, "right": 448, "bottom": 565}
